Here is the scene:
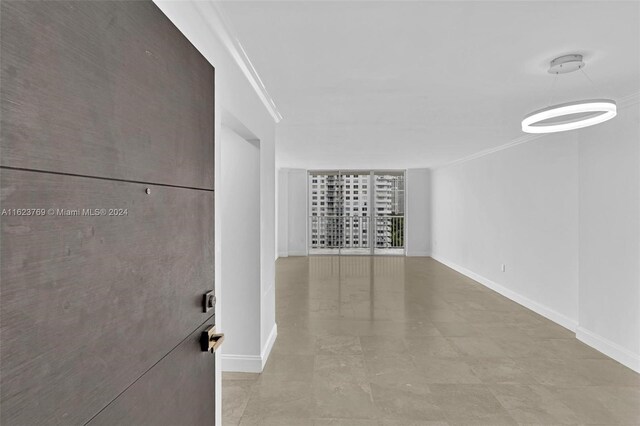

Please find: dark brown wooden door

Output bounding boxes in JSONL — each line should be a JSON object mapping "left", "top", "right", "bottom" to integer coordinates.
{"left": 0, "top": 2, "right": 216, "bottom": 425}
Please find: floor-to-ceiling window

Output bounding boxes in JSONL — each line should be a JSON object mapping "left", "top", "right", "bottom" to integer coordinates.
{"left": 308, "top": 170, "right": 405, "bottom": 255}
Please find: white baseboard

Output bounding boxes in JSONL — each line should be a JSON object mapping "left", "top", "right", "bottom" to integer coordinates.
{"left": 221, "top": 323, "right": 278, "bottom": 373}
{"left": 576, "top": 326, "right": 640, "bottom": 373}
{"left": 431, "top": 255, "right": 577, "bottom": 332}
{"left": 287, "top": 250, "right": 307, "bottom": 256}
{"left": 431, "top": 255, "right": 640, "bottom": 373}
{"left": 277, "top": 251, "right": 288, "bottom": 258}
{"left": 221, "top": 353, "right": 263, "bottom": 373}
{"left": 260, "top": 323, "right": 278, "bottom": 370}
{"left": 406, "top": 251, "right": 431, "bottom": 257}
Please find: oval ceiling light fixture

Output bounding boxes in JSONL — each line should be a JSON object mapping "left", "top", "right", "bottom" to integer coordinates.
{"left": 522, "top": 99, "right": 617, "bottom": 133}
{"left": 522, "top": 54, "right": 617, "bottom": 134}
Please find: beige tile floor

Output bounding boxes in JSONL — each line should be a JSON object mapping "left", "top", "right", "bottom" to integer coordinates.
{"left": 222, "top": 256, "right": 640, "bottom": 425}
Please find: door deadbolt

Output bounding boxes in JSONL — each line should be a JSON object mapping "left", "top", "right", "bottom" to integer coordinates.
{"left": 202, "top": 290, "right": 215, "bottom": 313}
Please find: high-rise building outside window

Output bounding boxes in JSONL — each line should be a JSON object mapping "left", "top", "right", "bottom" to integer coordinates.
{"left": 308, "top": 171, "right": 404, "bottom": 254}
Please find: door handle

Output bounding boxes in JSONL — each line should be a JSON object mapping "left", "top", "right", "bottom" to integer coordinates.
{"left": 200, "top": 325, "right": 224, "bottom": 353}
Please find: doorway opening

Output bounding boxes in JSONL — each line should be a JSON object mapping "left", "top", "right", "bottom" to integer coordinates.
{"left": 308, "top": 170, "right": 405, "bottom": 255}
{"left": 219, "top": 125, "right": 262, "bottom": 372}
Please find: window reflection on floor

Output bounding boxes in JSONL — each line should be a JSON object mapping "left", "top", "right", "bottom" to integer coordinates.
{"left": 222, "top": 256, "right": 640, "bottom": 425}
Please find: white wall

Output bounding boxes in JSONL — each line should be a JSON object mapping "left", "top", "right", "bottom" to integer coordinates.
{"left": 406, "top": 168, "right": 431, "bottom": 256}
{"left": 277, "top": 169, "right": 289, "bottom": 258}
{"left": 276, "top": 168, "right": 306, "bottom": 258}
{"left": 287, "top": 169, "right": 308, "bottom": 256}
{"left": 276, "top": 168, "right": 308, "bottom": 257}
{"left": 432, "top": 134, "right": 580, "bottom": 329}
{"left": 154, "top": 2, "right": 278, "bottom": 420}
{"left": 220, "top": 127, "right": 261, "bottom": 359}
{"left": 431, "top": 98, "right": 640, "bottom": 372}
{"left": 576, "top": 101, "right": 640, "bottom": 371}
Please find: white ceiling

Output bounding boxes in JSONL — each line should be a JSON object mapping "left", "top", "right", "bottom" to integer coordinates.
{"left": 220, "top": 1, "right": 640, "bottom": 169}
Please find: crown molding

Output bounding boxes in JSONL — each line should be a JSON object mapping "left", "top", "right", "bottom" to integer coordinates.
{"left": 432, "top": 90, "right": 640, "bottom": 171}
{"left": 193, "top": 1, "right": 283, "bottom": 123}
{"left": 618, "top": 91, "right": 640, "bottom": 108}
{"left": 431, "top": 133, "right": 546, "bottom": 171}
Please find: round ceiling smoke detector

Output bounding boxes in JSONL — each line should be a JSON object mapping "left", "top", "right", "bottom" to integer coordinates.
{"left": 522, "top": 53, "right": 616, "bottom": 133}
{"left": 548, "top": 54, "right": 585, "bottom": 74}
